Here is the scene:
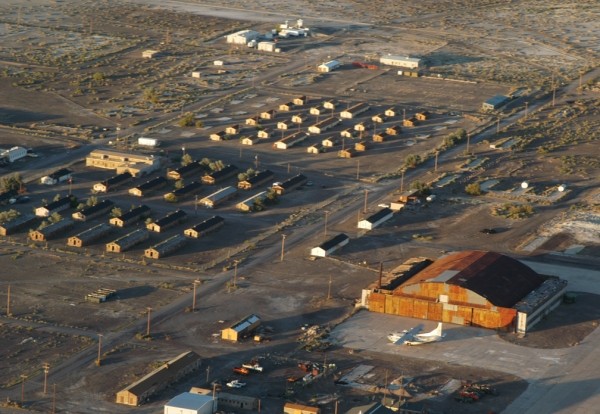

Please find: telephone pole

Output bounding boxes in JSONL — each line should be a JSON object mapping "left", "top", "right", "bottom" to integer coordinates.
{"left": 96, "top": 333, "right": 103, "bottom": 366}
{"left": 146, "top": 307, "right": 152, "bottom": 337}
{"left": 363, "top": 189, "right": 369, "bottom": 213}
{"left": 434, "top": 151, "right": 439, "bottom": 172}
{"left": 192, "top": 280, "right": 200, "bottom": 311}
{"left": 466, "top": 132, "right": 471, "bottom": 155}
{"left": 6, "top": 284, "right": 11, "bottom": 317}
{"left": 280, "top": 235, "right": 286, "bottom": 262}
{"left": 233, "top": 261, "right": 239, "bottom": 288}
{"left": 327, "top": 274, "right": 332, "bottom": 300}
{"left": 43, "top": 363, "right": 50, "bottom": 394}
{"left": 324, "top": 211, "right": 329, "bottom": 238}
{"left": 20, "top": 374, "right": 26, "bottom": 405}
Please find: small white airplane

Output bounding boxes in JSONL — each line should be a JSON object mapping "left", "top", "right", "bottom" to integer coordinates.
{"left": 388, "top": 322, "right": 445, "bottom": 346}
{"left": 404, "top": 322, "right": 445, "bottom": 346}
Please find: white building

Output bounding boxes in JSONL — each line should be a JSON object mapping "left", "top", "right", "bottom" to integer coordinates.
{"left": 257, "top": 41, "right": 276, "bottom": 52}
{"left": 379, "top": 55, "right": 421, "bottom": 69}
{"left": 310, "top": 233, "right": 349, "bottom": 257}
{"left": 357, "top": 208, "right": 394, "bottom": 230}
{"left": 1, "top": 146, "right": 27, "bottom": 163}
{"left": 165, "top": 393, "right": 214, "bottom": 414}
{"left": 317, "top": 60, "right": 341, "bottom": 73}
{"left": 226, "top": 30, "right": 260, "bottom": 45}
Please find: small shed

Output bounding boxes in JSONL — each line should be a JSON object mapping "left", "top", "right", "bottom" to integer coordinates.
{"left": 142, "top": 49, "right": 159, "bottom": 59}
{"left": 241, "top": 136, "right": 259, "bottom": 146}
{"left": 355, "top": 141, "right": 370, "bottom": 152}
{"left": 30, "top": 219, "right": 74, "bottom": 241}
{"left": 168, "top": 162, "right": 203, "bottom": 181}
{"left": 398, "top": 189, "right": 420, "bottom": 203}
{"left": 198, "top": 187, "right": 237, "bottom": 208}
{"left": 245, "top": 116, "right": 261, "bottom": 126}
{"left": 277, "top": 120, "right": 293, "bottom": 130}
{"left": 317, "top": 60, "right": 340, "bottom": 73}
{"left": 386, "top": 125, "right": 402, "bottom": 135}
{"left": 293, "top": 96, "right": 308, "bottom": 106}
{"left": 209, "top": 131, "right": 227, "bottom": 141}
{"left": 202, "top": 165, "right": 238, "bottom": 185}
{"left": 307, "top": 143, "right": 324, "bottom": 154}
{"left": 68, "top": 223, "right": 113, "bottom": 247}
{"left": 372, "top": 132, "right": 389, "bottom": 142}
{"left": 238, "top": 170, "right": 274, "bottom": 190}
{"left": 354, "top": 121, "right": 372, "bottom": 132}
{"left": 340, "top": 102, "right": 370, "bottom": 119}
{"left": 144, "top": 234, "right": 187, "bottom": 259}
{"left": 371, "top": 113, "right": 387, "bottom": 123}
{"left": 384, "top": 107, "right": 397, "bottom": 117}
{"left": 272, "top": 174, "right": 307, "bottom": 195}
{"left": 129, "top": 177, "right": 167, "bottom": 197}
{"left": 338, "top": 148, "right": 356, "bottom": 158}
{"left": 147, "top": 210, "right": 187, "bottom": 233}
{"left": 40, "top": 168, "right": 72, "bottom": 185}
{"left": 257, "top": 129, "right": 271, "bottom": 139}
{"left": 225, "top": 124, "right": 241, "bottom": 135}
{"left": 291, "top": 114, "right": 307, "bottom": 124}
{"left": 415, "top": 111, "right": 430, "bottom": 121}
{"left": 482, "top": 95, "right": 510, "bottom": 111}
{"left": 236, "top": 191, "right": 267, "bottom": 212}
{"left": 72, "top": 200, "right": 114, "bottom": 221}
{"left": 93, "top": 172, "right": 133, "bottom": 193}
{"left": 35, "top": 196, "right": 73, "bottom": 218}
{"left": 184, "top": 216, "right": 225, "bottom": 238}
{"left": 0, "top": 214, "right": 37, "bottom": 236}
{"left": 322, "top": 137, "right": 339, "bottom": 147}
{"left": 323, "top": 100, "right": 338, "bottom": 110}
{"left": 110, "top": 205, "right": 151, "bottom": 227}
{"left": 279, "top": 101, "right": 294, "bottom": 112}
{"left": 260, "top": 109, "right": 276, "bottom": 120}
{"left": 403, "top": 117, "right": 418, "bottom": 127}
{"left": 340, "top": 128, "right": 354, "bottom": 138}
{"left": 358, "top": 208, "right": 394, "bottom": 230}
{"left": 106, "top": 229, "right": 149, "bottom": 253}
{"left": 221, "top": 314, "right": 261, "bottom": 342}
{"left": 310, "top": 233, "right": 349, "bottom": 257}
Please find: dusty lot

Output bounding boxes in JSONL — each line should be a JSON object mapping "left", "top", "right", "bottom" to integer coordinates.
{"left": 0, "top": 0, "right": 599, "bottom": 413}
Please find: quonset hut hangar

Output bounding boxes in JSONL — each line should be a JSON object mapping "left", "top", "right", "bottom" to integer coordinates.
{"left": 364, "top": 251, "right": 567, "bottom": 334}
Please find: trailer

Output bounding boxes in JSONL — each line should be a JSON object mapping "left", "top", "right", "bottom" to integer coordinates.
{"left": 138, "top": 137, "right": 160, "bottom": 147}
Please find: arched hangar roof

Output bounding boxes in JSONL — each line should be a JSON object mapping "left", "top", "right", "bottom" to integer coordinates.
{"left": 399, "top": 251, "right": 546, "bottom": 308}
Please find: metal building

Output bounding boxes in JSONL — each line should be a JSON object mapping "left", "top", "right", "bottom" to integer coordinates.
{"left": 358, "top": 208, "right": 393, "bottom": 230}
{"left": 221, "top": 314, "right": 261, "bottom": 342}
{"left": 379, "top": 55, "right": 421, "bottom": 69}
{"left": 310, "top": 233, "right": 350, "bottom": 257}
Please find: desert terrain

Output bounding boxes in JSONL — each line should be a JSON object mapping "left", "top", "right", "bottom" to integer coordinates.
{"left": 0, "top": 0, "right": 598, "bottom": 413}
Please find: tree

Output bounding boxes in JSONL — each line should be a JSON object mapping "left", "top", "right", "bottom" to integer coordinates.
{"left": 48, "top": 212, "right": 62, "bottom": 224}
{"left": 410, "top": 180, "right": 431, "bottom": 196}
{"left": 0, "top": 173, "right": 23, "bottom": 192}
{"left": 86, "top": 196, "right": 98, "bottom": 207}
{"left": 143, "top": 88, "right": 159, "bottom": 104}
{"left": 195, "top": 120, "right": 204, "bottom": 128}
{"left": 181, "top": 153, "right": 193, "bottom": 166}
{"left": 238, "top": 173, "right": 248, "bottom": 181}
{"left": 110, "top": 207, "right": 122, "bottom": 218}
{"left": 465, "top": 182, "right": 482, "bottom": 195}
{"left": 0, "top": 209, "right": 20, "bottom": 224}
{"left": 53, "top": 194, "right": 62, "bottom": 202}
{"left": 174, "top": 180, "right": 184, "bottom": 189}
{"left": 404, "top": 154, "right": 422, "bottom": 169}
{"left": 164, "top": 193, "right": 178, "bottom": 203}
{"left": 178, "top": 113, "right": 195, "bottom": 127}
{"left": 92, "top": 72, "right": 105, "bottom": 82}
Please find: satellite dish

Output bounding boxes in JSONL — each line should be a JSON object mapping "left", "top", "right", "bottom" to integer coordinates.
{"left": 558, "top": 184, "right": 566, "bottom": 192}
{"left": 521, "top": 181, "right": 529, "bottom": 189}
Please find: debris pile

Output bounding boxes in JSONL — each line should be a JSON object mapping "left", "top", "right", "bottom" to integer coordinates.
{"left": 298, "top": 325, "right": 332, "bottom": 351}
{"left": 454, "top": 382, "right": 498, "bottom": 403}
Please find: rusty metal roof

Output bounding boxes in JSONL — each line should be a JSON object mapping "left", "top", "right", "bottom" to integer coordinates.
{"left": 400, "top": 251, "right": 546, "bottom": 308}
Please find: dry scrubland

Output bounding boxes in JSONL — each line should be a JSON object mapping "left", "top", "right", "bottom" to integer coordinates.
{"left": 0, "top": 0, "right": 598, "bottom": 413}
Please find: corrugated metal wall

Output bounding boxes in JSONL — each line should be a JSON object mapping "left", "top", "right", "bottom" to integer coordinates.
{"left": 369, "top": 288, "right": 517, "bottom": 330}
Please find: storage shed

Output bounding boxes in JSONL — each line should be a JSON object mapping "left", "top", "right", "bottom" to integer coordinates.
{"left": 145, "top": 234, "right": 187, "bottom": 259}
{"left": 93, "top": 172, "right": 133, "bottom": 193}
{"left": 30, "top": 219, "right": 74, "bottom": 241}
{"left": 106, "top": 229, "right": 149, "bottom": 253}
{"left": 272, "top": 174, "right": 307, "bottom": 195}
{"left": 340, "top": 102, "right": 370, "bottom": 119}
{"left": 221, "top": 314, "right": 261, "bottom": 342}
{"left": 317, "top": 60, "right": 340, "bottom": 73}
{"left": 184, "top": 216, "right": 225, "bottom": 238}
{"left": 310, "top": 233, "right": 350, "bottom": 257}
{"left": 198, "top": 186, "right": 237, "bottom": 208}
{"left": 72, "top": 200, "right": 114, "bottom": 221}
{"left": 366, "top": 250, "right": 567, "bottom": 332}
{"left": 110, "top": 205, "right": 151, "bottom": 227}
{"left": 379, "top": 55, "right": 421, "bottom": 69}
{"left": 68, "top": 223, "right": 113, "bottom": 247}
{"left": 358, "top": 208, "right": 393, "bottom": 230}
{"left": 35, "top": 196, "right": 73, "bottom": 218}
{"left": 202, "top": 165, "right": 238, "bottom": 185}
{"left": 482, "top": 95, "right": 510, "bottom": 111}
{"left": 147, "top": 210, "right": 187, "bottom": 233}
{"left": 40, "top": 168, "right": 72, "bottom": 185}
{"left": 116, "top": 351, "right": 201, "bottom": 406}
{"left": 0, "top": 214, "right": 37, "bottom": 236}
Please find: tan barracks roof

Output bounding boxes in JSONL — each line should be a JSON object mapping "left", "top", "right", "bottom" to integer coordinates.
{"left": 398, "top": 250, "right": 546, "bottom": 308}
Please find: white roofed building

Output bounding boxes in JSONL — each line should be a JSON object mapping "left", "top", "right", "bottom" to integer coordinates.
{"left": 379, "top": 55, "right": 421, "bottom": 69}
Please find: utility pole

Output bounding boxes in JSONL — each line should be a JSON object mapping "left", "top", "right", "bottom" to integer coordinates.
{"left": 525, "top": 101, "right": 528, "bottom": 117}
{"left": 6, "top": 283, "right": 11, "bottom": 317}
{"left": 324, "top": 211, "right": 329, "bottom": 238}
{"left": 496, "top": 117, "right": 500, "bottom": 135}
{"left": 195, "top": 195, "right": 198, "bottom": 216}
{"left": 466, "top": 132, "right": 471, "bottom": 155}
{"left": 20, "top": 374, "right": 26, "bottom": 405}
{"left": 233, "top": 261, "right": 239, "bottom": 288}
{"left": 400, "top": 170, "right": 405, "bottom": 193}
{"left": 43, "top": 363, "right": 50, "bottom": 395}
{"left": 206, "top": 365, "right": 210, "bottom": 383}
{"left": 551, "top": 72, "right": 556, "bottom": 107}
{"left": 356, "top": 159, "right": 360, "bottom": 180}
{"left": 52, "top": 384, "right": 56, "bottom": 414}
{"left": 280, "top": 234, "right": 286, "bottom": 262}
{"left": 192, "top": 280, "right": 200, "bottom": 311}
{"left": 254, "top": 155, "right": 259, "bottom": 169}
{"left": 363, "top": 189, "right": 369, "bottom": 213}
{"left": 434, "top": 151, "right": 439, "bottom": 172}
{"left": 327, "top": 274, "right": 332, "bottom": 300}
{"left": 146, "top": 307, "right": 152, "bottom": 337}
{"left": 96, "top": 333, "right": 103, "bottom": 366}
